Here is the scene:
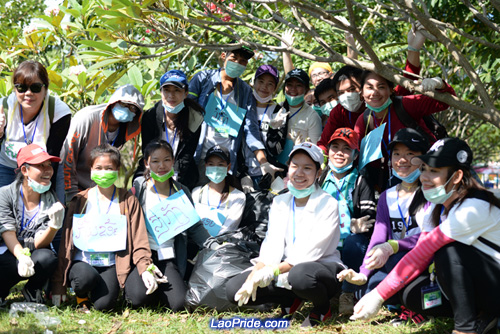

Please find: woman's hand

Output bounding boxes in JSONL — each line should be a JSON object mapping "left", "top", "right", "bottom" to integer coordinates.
{"left": 337, "top": 269, "right": 367, "bottom": 285}
{"left": 365, "top": 242, "right": 394, "bottom": 270}
{"left": 350, "top": 289, "right": 384, "bottom": 321}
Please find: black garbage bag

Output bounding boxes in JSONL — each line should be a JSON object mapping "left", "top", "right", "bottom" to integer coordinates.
{"left": 185, "top": 241, "right": 259, "bottom": 311}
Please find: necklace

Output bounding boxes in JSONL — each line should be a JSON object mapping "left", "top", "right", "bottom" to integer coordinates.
{"left": 399, "top": 182, "right": 418, "bottom": 192}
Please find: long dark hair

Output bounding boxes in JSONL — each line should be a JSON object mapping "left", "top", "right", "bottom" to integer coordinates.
{"left": 429, "top": 166, "right": 500, "bottom": 227}
{"left": 143, "top": 140, "right": 176, "bottom": 188}
{"left": 170, "top": 93, "right": 204, "bottom": 141}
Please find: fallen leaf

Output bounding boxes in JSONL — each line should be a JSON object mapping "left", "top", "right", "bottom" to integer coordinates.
{"left": 9, "top": 318, "right": 18, "bottom": 326}
{"left": 105, "top": 321, "right": 123, "bottom": 334}
{"left": 122, "top": 309, "right": 130, "bottom": 319}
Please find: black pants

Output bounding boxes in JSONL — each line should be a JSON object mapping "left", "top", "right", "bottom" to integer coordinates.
{"left": 0, "top": 248, "right": 57, "bottom": 299}
{"left": 226, "top": 261, "right": 344, "bottom": 314}
{"left": 125, "top": 252, "right": 186, "bottom": 312}
{"left": 434, "top": 242, "right": 500, "bottom": 333}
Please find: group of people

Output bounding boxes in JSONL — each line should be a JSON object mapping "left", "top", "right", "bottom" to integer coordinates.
{"left": 0, "top": 22, "right": 498, "bottom": 334}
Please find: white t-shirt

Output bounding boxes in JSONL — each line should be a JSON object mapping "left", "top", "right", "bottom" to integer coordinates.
{"left": 0, "top": 93, "right": 71, "bottom": 168}
{"left": 440, "top": 198, "right": 500, "bottom": 264}
{"left": 286, "top": 103, "right": 322, "bottom": 145}
{"left": 386, "top": 186, "right": 420, "bottom": 240}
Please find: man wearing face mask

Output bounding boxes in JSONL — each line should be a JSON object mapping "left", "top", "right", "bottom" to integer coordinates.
{"left": 188, "top": 46, "right": 273, "bottom": 185}
{"left": 61, "top": 84, "right": 145, "bottom": 202}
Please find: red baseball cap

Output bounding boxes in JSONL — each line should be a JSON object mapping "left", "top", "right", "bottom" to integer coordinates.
{"left": 328, "top": 127, "right": 359, "bottom": 151}
{"left": 17, "top": 144, "right": 61, "bottom": 167}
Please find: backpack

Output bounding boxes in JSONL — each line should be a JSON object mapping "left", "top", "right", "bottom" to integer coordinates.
{"left": 2, "top": 95, "right": 56, "bottom": 125}
{"left": 363, "top": 96, "right": 448, "bottom": 141}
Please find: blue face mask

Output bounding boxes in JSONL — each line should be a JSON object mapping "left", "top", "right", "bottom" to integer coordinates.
{"left": 164, "top": 101, "right": 184, "bottom": 114}
{"left": 288, "top": 182, "right": 315, "bottom": 199}
{"left": 205, "top": 166, "right": 227, "bottom": 184}
{"left": 285, "top": 93, "right": 305, "bottom": 106}
{"left": 329, "top": 160, "right": 353, "bottom": 174}
{"left": 28, "top": 177, "right": 51, "bottom": 194}
{"left": 321, "top": 100, "right": 337, "bottom": 116}
{"left": 366, "top": 97, "right": 393, "bottom": 113}
{"left": 112, "top": 104, "right": 135, "bottom": 123}
{"left": 225, "top": 60, "right": 246, "bottom": 78}
{"left": 393, "top": 168, "right": 421, "bottom": 184}
{"left": 422, "top": 172, "right": 456, "bottom": 204}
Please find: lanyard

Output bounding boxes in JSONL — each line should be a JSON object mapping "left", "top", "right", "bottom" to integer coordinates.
{"left": 373, "top": 106, "right": 391, "bottom": 153}
{"left": 289, "top": 105, "right": 304, "bottom": 120}
{"left": 292, "top": 197, "right": 296, "bottom": 244}
{"left": 163, "top": 111, "right": 178, "bottom": 148}
{"left": 20, "top": 105, "right": 39, "bottom": 145}
{"left": 108, "top": 127, "right": 120, "bottom": 146}
{"left": 438, "top": 206, "right": 445, "bottom": 225}
{"left": 150, "top": 179, "right": 177, "bottom": 201}
{"left": 259, "top": 104, "right": 270, "bottom": 126}
{"left": 334, "top": 175, "right": 347, "bottom": 202}
{"left": 205, "top": 184, "right": 229, "bottom": 210}
{"left": 217, "top": 69, "right": 236, "bottom": 113}
{"left": 396, "top": 187, "right": 411, "bottom": 236}
{"left": 20, "top": 187, "right": 40, "bottom": 232}
{"left": 96, "top": 186, "right": 116, "bottom": 214}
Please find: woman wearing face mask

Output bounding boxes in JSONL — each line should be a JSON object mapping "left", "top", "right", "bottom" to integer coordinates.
{"left": 0, "top": 61, "right": 71, "bottom": 197}
{"left": 318, "top": 128, "right": 376, "bottom": 315}
{"left": 351, "top": 138, "right": 500, "bottom": 334}
{"left": 338, "top": 129, "right": 434, "bottom": 322}
{"left": 272, "top": 69, "right": 321, "bottom": 165}
{"left": 133, "top": 140, "right": 209, "bottom": 311}
{"left": 138, "top": 70, "right": 205, "bottom": 190}
{"left": 61, "top": 84, "right": 145, "bottom": 202}
{"left": 192, "top": 145, "right": 245, "bottom": 236}
{"left": 52, "top": 145, "right": 164, "bottom": 311}
{"left": 226, "top": 142, "right": 344, "bottom": 327}
{"left": 0, "top": 144, "right": 64, "bottom": 305}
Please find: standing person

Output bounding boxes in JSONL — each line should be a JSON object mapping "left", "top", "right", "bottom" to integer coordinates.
{"left": 242, "top": 65, "right": 283, "bottom": 190}
{"left": 61, "top": 84, "right": 145, "bottom": 202}
{"left": 350, "top": 138, "right": 500, "bottom": 334}
{"left": 318, "top": 128, "right": 376, "bottom": 315}
{"left": 273, "top": 69, "right": 322, "bottom": 166}
{"left": 52, "top": 145, "right": 165, "bottom": 311}
{"left": 138, "top": 70, "right": 204, "bottom": 190}
{"left": 192, "top": 145, "right": 245, "bottom": 236}
{"left": 0, "top": 60, "right": 71, "bottom": 194}
{"left": 0, "top": 144, "right": 64, "bottom": 304}
{"left": 133, "top": 140, "right": 209, "bottom": 311}
{"left": 226, "top": 142, "right": 344, "bottom": 327}
{"left": 338, "top": 128, "right": 433, "bottom": 322}
{"left": 188, "top": 46, "right": 279, "bottom": 183}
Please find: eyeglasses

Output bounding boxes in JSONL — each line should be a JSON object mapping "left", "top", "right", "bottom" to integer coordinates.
{"left": 118, "top": 102, "right": 139, "bottom": 114}
{"left": 14, "top": 83, "right": 45, "bottom": 93}
{"left": 311, "top": 71, "right": 330, "bottom": 79}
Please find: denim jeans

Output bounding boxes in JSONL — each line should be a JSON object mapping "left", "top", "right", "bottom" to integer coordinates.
{"left": 0, "top": 164, "right": 16, "bottom": 188}
{"left": 341, "top": 233, "right": 369, "bottom": 293}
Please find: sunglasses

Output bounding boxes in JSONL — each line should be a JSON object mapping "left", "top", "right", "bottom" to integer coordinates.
{"left": 14, "top": 83, "right": 45, "bottom": 94}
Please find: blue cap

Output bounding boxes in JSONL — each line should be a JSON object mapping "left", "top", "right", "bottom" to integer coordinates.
{"left": 160, "top": 70, "right": 188, "bottom": 89}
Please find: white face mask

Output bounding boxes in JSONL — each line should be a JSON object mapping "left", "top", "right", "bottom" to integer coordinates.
{"left": 338, "top": 92, "right": 362, "bottom": 112}
{"left": 252, "top": 89, "right": 273, "bottom": 104}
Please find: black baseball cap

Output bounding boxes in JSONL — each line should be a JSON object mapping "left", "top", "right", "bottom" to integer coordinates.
{"left": 411, "top": 137, "right": 473, "bottom": 169}
{"left": 205, "top": 145, "right": 230, "bottom": 163}
{"left": 284, "top": 68, "right": 310, "bottom": 88}
{"left": 228, "top": 44, "right": 255, "bottom": 60}
{"left": 388, "top": 128, "right": 429, "bottom": 153}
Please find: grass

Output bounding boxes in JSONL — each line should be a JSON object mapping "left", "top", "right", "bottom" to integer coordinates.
{"left": 0, "top": 283, "right": 455, "bottom": 334}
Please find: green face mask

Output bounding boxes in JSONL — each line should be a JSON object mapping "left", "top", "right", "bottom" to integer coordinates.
{"left": 150, "top": 169, "right": 174, "bottom": 183}
{"left": 91, "top": 170, "right": 118, "bottom": 188}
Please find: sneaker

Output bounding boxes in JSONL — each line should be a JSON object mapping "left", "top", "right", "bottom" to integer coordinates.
{"left": 280, "top": 298, "right": 304, "bottom": 318}
{"left": 22, "top": 287, "right": 44, "bottom": 304}
{"left": 476, "top": 314, "right": 498, "bottom": 334}
{"left": 338, "top": 292, "right": 354, "bottom": 315}
{"left": 302, "top": 307, "right": 333, "bottom": 327}
{"left": 390, "top": 306, "right": 431, "bottom": 327}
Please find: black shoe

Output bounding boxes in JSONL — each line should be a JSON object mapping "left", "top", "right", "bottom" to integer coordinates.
{"left": 476, "top": 314, "right": 498, "bottom": 334}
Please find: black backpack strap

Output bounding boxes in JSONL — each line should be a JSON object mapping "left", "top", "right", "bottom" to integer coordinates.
{"left": 478, "top": 236, "right": 500, "bottom": 253}
{"left": 48, "top": 96, "right": 55, "bottom": 124}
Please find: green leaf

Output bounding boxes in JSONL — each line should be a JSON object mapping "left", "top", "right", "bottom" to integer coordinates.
{"left": 88, "top": 58, "right": 123, "bottom": 71}
{"left": 187, "top": 56, "right": 197, "bottom": 71}
{"left": 95, "top": 69, "right": 127, "bottom": 103}
{"left": 127, "top": 65, "right": 143, "bottom": 88}
{"left": 78, "top": 40, "right": 118, "bottom": 54}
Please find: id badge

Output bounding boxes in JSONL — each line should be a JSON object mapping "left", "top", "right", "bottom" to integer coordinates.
{"left": 89, "top": 253, "right": 110, "bottom": 266}
{"left": 421, "top": 284, "right": 442, "bottom": 309}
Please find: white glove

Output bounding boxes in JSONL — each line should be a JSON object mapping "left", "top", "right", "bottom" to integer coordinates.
{"left": 240, "top": 175, "right": 255, "bottom": 194}
{"left": 141, "top": 270, "right": 158, "bottom": 295}
{"left": 350, "top": 289, "right": 384, "bottom": 321}
{"left": 259, "top": 162, "right": 284, "bottom": 179}
{"left": 407, "top": 22, "right": 426, "bottom": 50}
{"left": 252, "top": 266, "right": 276, "bottom": 288}
{"left": 350, "top": 215, "right": 375, "bottom": 234}
{"left": 281, "top": 28, "right": 295, "bottom": 47}
{"left": 337, "top": 269, "right": 368, "bottom": 286}
{"left": 147, "top": 264, "right": 168, "bottom": 284}
{"left": 47, "top": 202, "right": 65, "bottom": 230}
{"left": 269, "top": 109, "right": 289, "bottom": 129}
{"left": 420, "top": 77, "right": 444, "bottom": 91}
{"left": 365, "top": 242, "right": 395, "bottom": 270}
{"left": 275, "top": 272, "right": 292, "bottom": 290}
{"left": 51, "top": 294, "right": 67, "bottom": 307}
{"left": 17, "top": 254, "right": 35, "bottom": 277}
{"left": 234, "top": 279, "right": 258, "bottom": 307}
